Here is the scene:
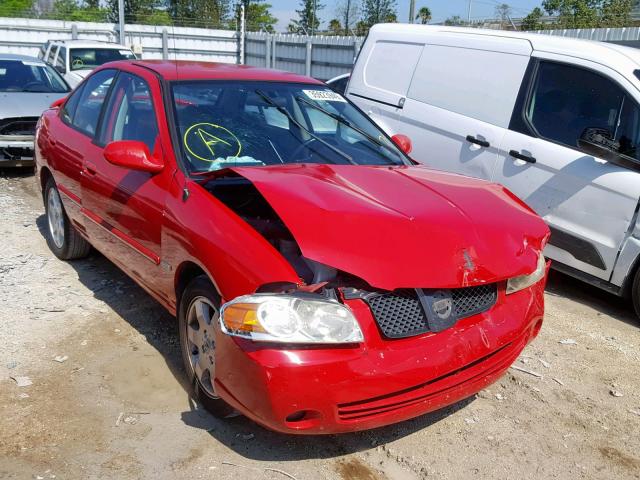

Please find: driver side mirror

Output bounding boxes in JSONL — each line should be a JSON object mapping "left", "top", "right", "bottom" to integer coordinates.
{"left": 391, "top": 134, "right": 412, "bottom": 155}
{"left": 577, "top": 127, "right": 620, "bottom": 163}
{"left": 104, "top": 141, "right": 164, "bottom": 173}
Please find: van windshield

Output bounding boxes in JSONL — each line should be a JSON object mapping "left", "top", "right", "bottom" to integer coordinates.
{"left": 69, "top": 48, "right": 135, "bottom": 71}
{"left": 171, "top": 81, "right": 408, "bottom": 173}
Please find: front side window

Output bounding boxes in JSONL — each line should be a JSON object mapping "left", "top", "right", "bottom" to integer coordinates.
{"left": 72, "top": 69, "right": 116, "bottom": 136}
{"left": 99, "top": 72, "right": 158, "bottom": 151}
{"left": 526, "top": 62, "right": 625, "bottom": 151}
{"left": 69, "top": 48, "right": 135, "bottom": 71}
{"left": 171, "top": 81, "right": 407, "bottom": 173}
{"left": 0, "top": 59, "right": 69, "bottom": 93}
{"left": 60, "top": 84, "right": 84, "bottom": 125}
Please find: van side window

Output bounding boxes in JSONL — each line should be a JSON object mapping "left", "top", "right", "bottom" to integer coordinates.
{"left": 55, "top": 47, "right": 66, "bottom": 71}
{"left": 408, "top": 45, "right": 529, "bottom": 128}
{"left": 526, "top": 62, "right": 626, "bottom": 151}
{"left": 365, "top": 41, "right": 423, "bottom": 96}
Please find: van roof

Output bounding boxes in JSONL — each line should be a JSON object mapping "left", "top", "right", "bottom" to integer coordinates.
{"left": 48, "top": 39, "right": 130, "bottom": 50}
{"left": 370, "top": 24, "right": 640, "bottom": 70}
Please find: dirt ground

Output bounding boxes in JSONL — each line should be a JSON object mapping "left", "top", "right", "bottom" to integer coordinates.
{"left": 0, "top": 169, "right": 639, "bottom": 480}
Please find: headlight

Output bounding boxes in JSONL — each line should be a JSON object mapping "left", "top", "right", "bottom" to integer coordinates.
{"left": 220, "top": 294, "right": 364, "bottom": 344}
{"left": 506, "top": 253, "right": 546, "bottom": 294}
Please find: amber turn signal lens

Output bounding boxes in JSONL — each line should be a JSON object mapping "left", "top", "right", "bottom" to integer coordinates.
{"left": 221, "top": 303, "right": 266, "bottom": 333}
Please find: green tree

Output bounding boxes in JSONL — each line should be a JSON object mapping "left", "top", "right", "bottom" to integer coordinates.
{"left": 288, "top": 0, "right": 324, "bottom": 34}
{"left": 541, "top": 0, "right": 600, "bottom": 28}
{"left": 335, "top": 0, "right": 359, "bottom": 34}
{"left": 328, "top": 18, "right": 342, "bottom": 33}
{"left": 242, "top": 0, "right": 277, "bottom": 32}
{"left": 0, "top": 0, "right": 34, "bottom": 17}
{"left": 444, "top": 14, "right": 464, "bottom": 25}
{"left": 521, "top": 6, "right": 545, "bottom": 29}
{"left": 416, "top": 5, "right": 431, "bottom": 23}
{"left": 168, "top": 0, "right": 230, "bottom": 27}
{"left": 50, "top": 0, "right": 107, "bottom": 21}
{"left": 361, "top": 0, "right": 397, "bottom": 28}
{"left": 601, "top": 0, "right": 633, "bottom": 26}
{"left": 495, "top": 3, "right": 511, "bottom": 27}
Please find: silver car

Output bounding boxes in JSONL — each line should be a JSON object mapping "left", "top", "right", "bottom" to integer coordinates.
{"left": 0, "top": 54, "right": 70, "bottom": 167}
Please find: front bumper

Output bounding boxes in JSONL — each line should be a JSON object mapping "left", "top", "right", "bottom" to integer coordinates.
{"left": 215, "top": 276, "right": 546, "bottom": 434}
{"left": 0, "top": 135, "right": 35, "bottom": 166}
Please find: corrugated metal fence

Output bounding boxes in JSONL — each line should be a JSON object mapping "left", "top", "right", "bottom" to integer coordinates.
{"left": 534, "top": 26, "right": 640, "bottom": 44}
{"left": 0, "top": 17, "right": 238, "bottom": 63}
{"left": 245, "top": 33, "right": 363, "bottom": 81}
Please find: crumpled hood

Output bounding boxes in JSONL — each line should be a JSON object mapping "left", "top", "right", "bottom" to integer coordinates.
{"left": 0, "top": 92, "right": 66, "bottom": 120}
{"left": 231, "top": 164, "right": 550, "bottom": 290}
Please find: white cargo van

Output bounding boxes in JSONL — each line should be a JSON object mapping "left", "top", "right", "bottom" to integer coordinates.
{"left": 347, "top": 24, "right": 640, "bottom": 314}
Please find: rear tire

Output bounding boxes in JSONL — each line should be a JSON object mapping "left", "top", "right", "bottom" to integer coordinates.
{"left": 631, "top": 266, "right": 640, "bottom": 318}
{"left": 44, "top": 178, "right": 91, "bottom": 260}
{"left": 178, "top": 275, "right": 234, "bottom": 417}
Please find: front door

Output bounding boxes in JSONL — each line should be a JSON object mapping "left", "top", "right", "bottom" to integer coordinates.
{"left": 493, "top": 57, "right": 640, "bottom": 281}
{"left": 80, "top": 68, "right": 171, "bottom": 300}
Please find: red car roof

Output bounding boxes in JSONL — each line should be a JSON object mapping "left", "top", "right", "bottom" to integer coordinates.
{"left": 112, "top": 60, "right": 324, "bottom": 84}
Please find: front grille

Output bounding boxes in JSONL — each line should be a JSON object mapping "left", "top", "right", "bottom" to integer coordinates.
{"left": 0, "top": 117, "right": 38, "bottom": 136}
{"left": 366, "top": 285, "right": 498, "bottom": 339}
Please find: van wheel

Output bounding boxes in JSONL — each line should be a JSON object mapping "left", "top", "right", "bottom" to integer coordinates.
{"left": 631, "top": 267, "right": 640, "bottom": 318}
{"left": 178, "top": 276, "right": 234, "bottom": 417}
{"left": 44, "top": 178, "right": 91, "bottom": 260}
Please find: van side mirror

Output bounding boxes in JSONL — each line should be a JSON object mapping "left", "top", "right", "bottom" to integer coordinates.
{"left": 391, "top": 134, "right": 412, "bottom": 155}
{"left": 577, "top": 127, "right": 620, "bottom": 162}
{"left": 104, "top": 141, "right": 164, "bottom": 173}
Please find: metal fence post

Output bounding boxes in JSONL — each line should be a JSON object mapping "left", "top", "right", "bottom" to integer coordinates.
{"left": 162, "top": 28, "right": 169, "bottom": 60}
{"left": 271, "top": 35, "right": 277, "bottom": 69}
{"left": 305, "top": 39, "right": 312, "bottom": 76}
{"left": 265, "top": 34, "right": 271, "bottom": 68}
{"left": 71, "top": 24, "right": 78, "bottom": 40}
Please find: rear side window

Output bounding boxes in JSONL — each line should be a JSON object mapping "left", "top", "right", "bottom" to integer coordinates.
{"left": 408, "top": 45, "right": 529, "bottom": 127}
{"left": 60, "top": 84, "right": 84, "bottom": 124}
{"left": 526, "top": 62, "right": 625, "bottom": 150}
{"left": 99, "top": 72, "right": 159, "bottom": 151}
{"left": 72, "top": 69, "right": 116, "bottom": 136}
{"left": 364, "top": 41, "right": 423, "bottom": 96}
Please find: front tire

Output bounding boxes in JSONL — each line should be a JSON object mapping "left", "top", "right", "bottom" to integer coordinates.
{"left": 44, "top": 179, "right": 91, "bottom": 260}
{"left": 178, "top": 276, "right": 234, "bottom": 417}
{"left": 631, "top": 266, "right": 640, "bottom": 318}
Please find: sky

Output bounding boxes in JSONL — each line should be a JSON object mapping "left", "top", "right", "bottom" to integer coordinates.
{"left": 270, "top": 0, "right": 542, "bottom": 32}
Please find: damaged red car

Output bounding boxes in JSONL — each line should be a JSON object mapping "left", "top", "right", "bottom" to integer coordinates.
{"left": 35, "top": 61, "right": 550, "bottom": 434}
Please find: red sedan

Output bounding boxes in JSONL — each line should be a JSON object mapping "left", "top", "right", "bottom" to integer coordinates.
{"left": 35, "top": 60, "right": 550, "bottom": 434}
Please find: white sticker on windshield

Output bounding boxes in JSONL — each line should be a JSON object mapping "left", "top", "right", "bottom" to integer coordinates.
{"left": 21, "top": 60, "right": 43, "bottom": 66}
{"left": 0, "top": 68, "right": 6, "bottom": 75}
{"left": 303, "top": 89, "right": 346, "bottom": 102}
{"left": 119, "top": 50, "right": 131, "bottom": 55}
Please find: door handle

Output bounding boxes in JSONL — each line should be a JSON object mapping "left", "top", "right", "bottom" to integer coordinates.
{"left": 466, "top": 135, "right": 490, "bottom": 148}
{"left": 84, "top": 161, "right": 97, "bottom": 175}
{"left": 509, "top": 150, "right": 536, "bottom": 164}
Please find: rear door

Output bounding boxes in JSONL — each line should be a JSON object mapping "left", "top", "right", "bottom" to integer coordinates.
{"left": 402, "top": 36, "right": 531, "bottom": 180}
{"left": 493, "top": 56, "right": 640, "bottom": 281}
{"left": 47, "top": 69, "right": 115, "bottom": 227}
{"left": 81, "top": 68, "right": 171, "bottom": 298}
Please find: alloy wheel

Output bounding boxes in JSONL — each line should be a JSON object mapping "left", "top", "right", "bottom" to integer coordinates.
{"left": 47, "top": 187, "right": 65, "bottom": 249}
{"left": 185, "top": 296, "right": 219, "bottom": 399}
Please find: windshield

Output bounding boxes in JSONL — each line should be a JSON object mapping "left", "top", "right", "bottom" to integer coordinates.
{"left": 70, "top": 48, "right": 135, "bottom": 71}
{"left": 171, "top": 81, "right": 408, "bottom": 172}
{"left": 0, "top": 59, "right": 69, "bottom": 93}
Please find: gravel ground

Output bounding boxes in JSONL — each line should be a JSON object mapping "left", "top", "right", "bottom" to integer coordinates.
{"left": 1, "top": 170, "right": 639, "bottom": 480}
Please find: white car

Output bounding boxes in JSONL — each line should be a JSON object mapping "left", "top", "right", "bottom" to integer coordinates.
{"left": 39, "top": 40, "right": 136, "bottom": 87}
{"left": 347, "top": 24, "right": 640, "bottom": 314}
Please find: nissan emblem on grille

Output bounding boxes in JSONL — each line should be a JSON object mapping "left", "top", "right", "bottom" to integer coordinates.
{"left": 418, "top": 289, "right": 457, "bottom": 333}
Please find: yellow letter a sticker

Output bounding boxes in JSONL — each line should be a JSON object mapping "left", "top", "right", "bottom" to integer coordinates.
{"left": 197, "top": 127, "right": 232, "bottom": 157}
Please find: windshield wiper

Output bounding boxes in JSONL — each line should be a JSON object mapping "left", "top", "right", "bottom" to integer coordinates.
{"left": 295, "top": 95, "right": 404, "bottom": 164}
{"left": 254, "top": 89, "right": 357, "bottom": 166}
